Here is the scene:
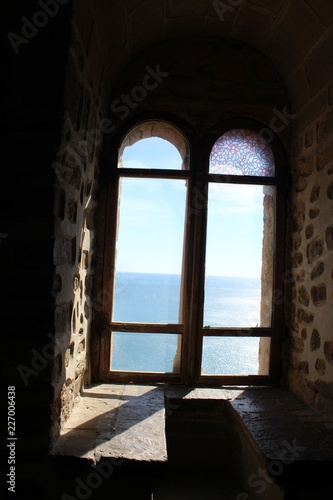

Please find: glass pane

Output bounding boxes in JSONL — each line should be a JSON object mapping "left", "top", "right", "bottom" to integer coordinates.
{"left": 113, "top": 178, "right": 187, "bottom": 323}
{"left": 209, "top": 129, "right": 274, "bottom": 176}
{"left": 204, "top": 184, "right": 275, "bottom": 328}
{"left": 111, "top": 332, "right": 180, "bottom": 373}
{"left": 204, "top": 276, "right": 261, "bottom": 327}
{"left": 201, "top": 337, "right": 267, "bottom": 375}
{"left": 119, "top": 137, "right": 184, "bottom": 170}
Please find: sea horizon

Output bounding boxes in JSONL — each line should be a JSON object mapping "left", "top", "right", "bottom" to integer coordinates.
{"left": 111, "top": 271, "right": 261, "bottom": 374}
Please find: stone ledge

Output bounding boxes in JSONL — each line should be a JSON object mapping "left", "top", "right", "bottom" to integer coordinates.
{"left": 51, "top": 384, "right": 167, "bottom": 463}
{"left": 51, "top": 384, "right": 333, "bottom": 471}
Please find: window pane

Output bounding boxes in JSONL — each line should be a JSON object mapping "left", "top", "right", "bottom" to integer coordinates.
{"left": 204, "top": 184, "right": 275, "bottom": 328}
{"left": 111, "top": 332, "right": 180, "bottom": 373}
{"left": 113, "top": 178, "right": 187, "bottom": 323}
{"left": 209, "top": 129, "right": 274, "bottom": 176}
{"left": 202, "top": 337, "right": 268, "bottom": 375}
{"left": 119, "top": 137, "right": 185, "bottom": 170}
{"left": 204, "top": 276, "right": 261, "bottom": 327}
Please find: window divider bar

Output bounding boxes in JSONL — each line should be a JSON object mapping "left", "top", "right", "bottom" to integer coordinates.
{"left": 202, "top": 327, "right": 273, "bottom": 337}
{"left": 208, "top": 174, "right": 276, "bottom": 185}
{"left": 118, "top": 168, "right": 191, "bottom": 180}
{"left": 110, "top": 322, "right": 184, "bottom": 334}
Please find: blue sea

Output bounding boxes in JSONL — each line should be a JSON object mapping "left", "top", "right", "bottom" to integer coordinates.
{"left": 111, "top": 272, "right": 261, "bottom": 375}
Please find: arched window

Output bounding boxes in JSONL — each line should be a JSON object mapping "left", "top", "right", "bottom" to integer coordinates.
{"left": 100, "top": 120, "right": 286, "bottom": 385}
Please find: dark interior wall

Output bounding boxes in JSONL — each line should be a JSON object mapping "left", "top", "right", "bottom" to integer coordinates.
{"left": 1, "top": 0, "right": 72, "bottom": 460}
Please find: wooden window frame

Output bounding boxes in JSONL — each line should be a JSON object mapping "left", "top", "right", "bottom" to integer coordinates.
{"left": 99, "top": 116, "right": 287, "bottom": 386}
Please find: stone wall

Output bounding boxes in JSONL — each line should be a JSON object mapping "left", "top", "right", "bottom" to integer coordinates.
{"left": 284, "top": 98, "right": 333, "bottom": 411}
{"left": 51, "top": 6, "right": 110, "bottom": 432}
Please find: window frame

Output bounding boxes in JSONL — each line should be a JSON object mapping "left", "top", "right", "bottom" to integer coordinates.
{"left": 99, "top": 116, "right": 287, "bottom": 386}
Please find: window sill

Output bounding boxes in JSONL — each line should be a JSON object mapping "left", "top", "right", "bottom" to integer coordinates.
{"left": 51, "top": 383, "right": 333, "bottom": 471}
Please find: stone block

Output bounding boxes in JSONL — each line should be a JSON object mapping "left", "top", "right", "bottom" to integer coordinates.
{"left": 311, "top": 261, "right": 325, "bottom": 280}
{"left": 310, "top": 329, "right": 321, "bottom": 351}
{"left": 55, "top": 303, "right": 71, "bottom": 336}
{"left": 66, "top": 199, "right": 78, "bottom": 224}
{"left": 292, "top": 336, "right": 305, "bottom": 353}
{"left": 305, "top": 224, "right": 314, "bottom": 240}
{"left": 298, "top": 285, "right": 310, "bottom": 306}
{"left": 294, "top": 235, "right": 302, "bottom": 250}
{"left": 295, "top": 176, "right": 307, "bottom": 192}
{"left": 324, "top": 341, "right": 333, "bottom": 366}
{"left": 315, "top": 359, "right": 326, "bottom": 375}
{"left": 310, "top": 184, "right": 321, "bottom": 203}
{"left": 309, "top": 207, "right": 320, "bottom": 219}
{"left": 298, "top": 308, "right": 314, "bottom": 325}
{"left": 326, "top": 225, "right": 333, "bottom": 251}
{"left": 298, "top": 155, "right": 314, "bottom": 176}
{"left": 298, "top": 360, "right": 309, "bottom": 375}
{"left": 297, "top": 269, "right": 306, "bottom": 283}
{"left": 54, "top": 236, "right": 76, "bottom": 267}
{"left": 85, "top": 274, "right": 94, "bottom": 297}
{"left": 311, "top": 283, "right": 327, "bottom": 306}
{"left": 293, "top": 252, "right": 303, "bottom": 268}
{"left": 307, "top": 238, "right": 324, "bottom": 264}
{"left": 327, "top": 181, "right": 333, "bottom": 200}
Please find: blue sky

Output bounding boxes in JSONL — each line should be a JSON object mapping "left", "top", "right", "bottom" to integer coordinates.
{"left": 116, "top": 138, "right": 264, "bottom": 278}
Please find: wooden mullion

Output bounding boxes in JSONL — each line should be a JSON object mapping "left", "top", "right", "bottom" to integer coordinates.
{"left": 103, "top": 371, "right": 182, "bottom": 384}
{"left": 202, "top": 327, "right": 273, "bottom": 337}
{"left": 119, "top": 168, "right": 190, "bottom": 180}
{"left": 100, "top": 175, "right": 120, "bottom": 379}
{"left": 269, "top": 167, "right": 287, "bottom": 384}
{"left": 208, "top": 174, "right": 276, "bottom": 185}
{"left": 110, "top": 322, "right": 183, "bottom": 334}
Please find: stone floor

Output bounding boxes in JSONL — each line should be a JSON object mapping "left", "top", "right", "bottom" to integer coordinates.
{"left": 52, "top": 383, "right": 167, "bottom": 463}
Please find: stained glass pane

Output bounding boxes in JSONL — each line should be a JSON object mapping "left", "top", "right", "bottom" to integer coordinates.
{"left": 209, "top": 129, "right": 274, "bottom": 177}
